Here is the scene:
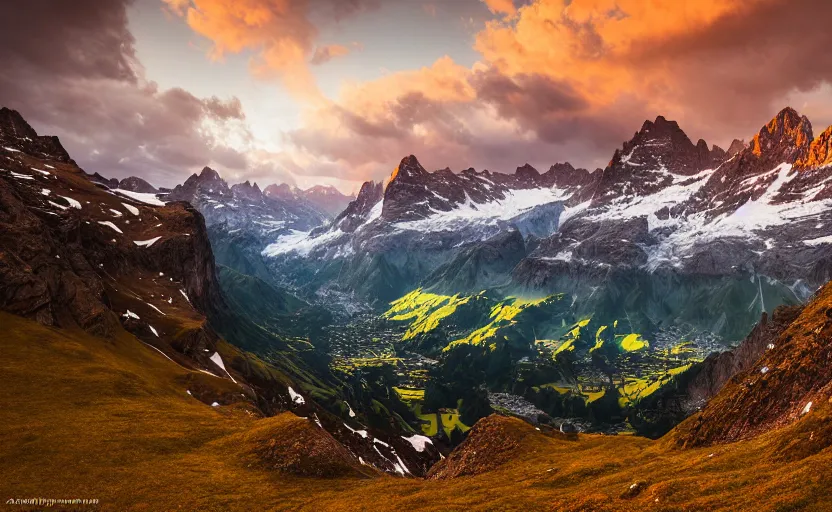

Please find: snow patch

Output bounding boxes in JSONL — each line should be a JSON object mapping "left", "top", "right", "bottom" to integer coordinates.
{"left": 263, "top": 227, "right": 346, "bottom": 257}
{"left": 288, "top": 386, "right": 305, "bottom": 405}
{"left": 149, "top": 325, "right": 159, "bottom": 337}
{"left": 134, "top": 236, "right": 162, "bottom": 248}
{"left": 209, "top": 352, "right": 237, "bottom": 384}
{"left": 144, "top": 302, "right": 166, "bottom": 316}
{"left": 58, "top": 196, "right": 82, "bottom": 209}
{"left": 401, "top": 434, "right": 433, "bottom": 452}
{"left": 121, "top": 202, "right": 140, "bottom": 216}
{"left": 98, "top": 221, "right": 123, "bottom": 234}
{"left": 344, "top": 423, "right": 368, "bottom": 438}
{"left": 804, "top": 235, "right": 832, "bottom": 246}
{"left": 122, "top": 310, "right": 140, "bottom": 320}
{"left": 5, "top": 170, "right": 34, "bottom": 180}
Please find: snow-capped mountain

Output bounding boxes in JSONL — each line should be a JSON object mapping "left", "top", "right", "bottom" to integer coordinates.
{"left": 264, "top": 107, "right": 832, "bottom": 345}
{"left": 163, "top": 167, "right": 330, "bottom": 237}
{"left": 262, "top": 154, "right": 598, "bottom": 303}
{"left": 514, "top": 107, "right": 832, "bottom": 343}
{"left": 264, "top": 183, "right": 356, "bottom": 218}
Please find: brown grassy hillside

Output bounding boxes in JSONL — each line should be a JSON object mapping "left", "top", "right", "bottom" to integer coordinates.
{"left": 2, "top": 312, "right": 832, "bottom": 511}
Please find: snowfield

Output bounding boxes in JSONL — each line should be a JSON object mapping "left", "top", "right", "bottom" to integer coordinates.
{"left": 263, "top": 186, "right": 573, "bottom": 258}
{"left": 113, "top": 189, "right": 165, "bottom": 206}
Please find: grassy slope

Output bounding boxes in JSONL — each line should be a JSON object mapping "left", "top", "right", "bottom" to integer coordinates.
{"left": 2, "top": 312, "right": 831, "bottom": 511}
{"left": 218, "top": 264, "right": 307, "bottom": 319}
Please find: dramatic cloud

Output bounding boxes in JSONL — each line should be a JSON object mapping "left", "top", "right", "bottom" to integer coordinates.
{"left": 161, "top": 0, "right": 376, "bottom": 100}
{"left": 282, "top": 0, "right": 832, "bottom": 183}
{"left": 0, "top": 0, "right": 254, "bottom": 187}
{"left": 6, "top": 0, "right": 832, "bottom": 190}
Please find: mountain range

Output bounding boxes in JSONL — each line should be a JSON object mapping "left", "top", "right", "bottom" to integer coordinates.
{"left": 3, "top": 103, "right": 832, "bottom": 510}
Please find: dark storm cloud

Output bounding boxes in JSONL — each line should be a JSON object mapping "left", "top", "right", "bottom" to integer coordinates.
{"left": 0, "top": 0, "right": 251, "bottom": 188}
{"left": 621, "top": 0, "right": 832, "bottom": 141}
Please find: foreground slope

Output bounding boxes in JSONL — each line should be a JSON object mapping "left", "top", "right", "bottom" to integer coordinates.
{"left": 3, "top": 305, "right": 832, "bottom": 510}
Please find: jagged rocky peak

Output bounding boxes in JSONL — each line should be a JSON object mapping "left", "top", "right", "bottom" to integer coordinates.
{"left": 727, "top": 138, "right": 747, "bottom": 156}
{"left": 264, "top": 183, "right": 298, "bottom": 198}
{"left": 750, "top": 106, "right": 812, "bottom": 162}
{"left": 198, "top": 166, "right": 225, "bottom": 183}
{"left": 542, "top": 161, "right": 598, "bottom": 189}
{"left": 515, "top": 163, "right": 540, "bottom": 181}
{"left": 0, "top": 107, "right": 72, "bottom": 162}
{"left": 387, "top": 154, "right": 427, "bottom": 185}
{"left": 333, "top": 180, "right": 384, "bottom": 233}
{"left": 797, "top": 124, "right": 832, "bottom": 170}
{"left": 593, "top": 115, "right": 721, "bottom": 205}
{"left": 118, "top": 176, "right": 158, "bottom": 193}
{"left": 0, "top": 107, "right": 38, "bottom": 139}
{"left": 616, "top": 115, "right": 721, "bottom": 174}
{"left": 168, "top": 165, "right": 230, "bottom": 201}
{"left": 231, "top": 180, "right": 263, "bottom": 202}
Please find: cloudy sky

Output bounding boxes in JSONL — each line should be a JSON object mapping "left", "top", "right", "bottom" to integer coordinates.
{"left": 3, "top": 0, "right": 832, "bottom": 193}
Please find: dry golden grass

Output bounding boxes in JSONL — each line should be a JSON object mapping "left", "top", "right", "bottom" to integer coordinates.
{"left": 1, "top": 312, "right": 830, "bottom": 511}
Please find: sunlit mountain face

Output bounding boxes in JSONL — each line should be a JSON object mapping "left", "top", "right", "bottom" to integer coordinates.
{"left": 3, "top": 1, "right": 832, "bottom": 511}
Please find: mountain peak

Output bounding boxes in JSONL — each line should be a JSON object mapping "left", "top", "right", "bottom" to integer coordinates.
{"left": 264, "top": 183, "right": 296, "bottom": 197}
{"left": 0, "top": 107, "right": 38, "bottom": 140}
{"left": 797, "top": 124, "right": 832, "bottom": 170}
{"left": 199, "top": 166, "right": 222, "bottom": 181}
{"left": 389, "top": 155, "right": 426, "bottom": 185}
{"left": 118, "top": 176, "right": 158, "bottom": 194}
{"left": 727, "top": 139, "right": 747, "bottom": 156}
{"left": 0, "top": 107, "right": 71, "bottom": 162}
{"left": 515, "top": 163, "right": 539, "bottom": 180}
{"left": 639, "top": 115, "right": 682, "bottom": 136}
{"left": 751, "top": 106, "right": 812, "bottom": 159}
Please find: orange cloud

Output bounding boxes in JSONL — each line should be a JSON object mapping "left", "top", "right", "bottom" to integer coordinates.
{"left": 161, "top": 0, "right": 373, "bottom": 101}
{"left": 482, "top": 0, "right": 516, "bottom": 16}
{"left": 165, "top": 0, "right": 832, "bottom": 186}
{"left": 283, "top": 0, "right": 832, "bottom": 184}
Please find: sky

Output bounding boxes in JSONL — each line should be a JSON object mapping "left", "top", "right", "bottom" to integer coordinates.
{"left": 2, "top": 0, "right": 832, "bottom": 194}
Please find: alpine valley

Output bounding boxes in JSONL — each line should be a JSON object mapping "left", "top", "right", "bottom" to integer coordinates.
{"left": 4, "top": 102, "right": 832, "bottom": 511}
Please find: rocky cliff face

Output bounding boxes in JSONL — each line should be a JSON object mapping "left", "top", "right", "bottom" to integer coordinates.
{"left": 797, "top": 125, "right": 832, "bottom": 170}
{"left": 681, "top": 304, "right": 803, "bottom": 413}
{"left": 674, "top": 281, "right": 832, "bottom": 447}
